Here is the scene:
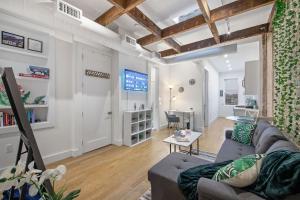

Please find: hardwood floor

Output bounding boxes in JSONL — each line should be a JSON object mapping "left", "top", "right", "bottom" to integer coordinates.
{"left": 48, "top": 118, "right": 233, "bottom": 200}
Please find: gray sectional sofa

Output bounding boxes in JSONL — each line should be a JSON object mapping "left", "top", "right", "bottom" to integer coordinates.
{"left": 148, "top": 120, "right": 300, "bottom": 200}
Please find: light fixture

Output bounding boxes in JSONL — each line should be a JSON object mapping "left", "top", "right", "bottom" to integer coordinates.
{"left": 224, "top": 54, "right": 228, "bottom": 58}
{"left": 227, "top": 31, "right": 231, "bottom": 35}
{"left": 228, "top": 68, "right": 232, "bottom": 71}
{"left": 227, "top": 64, "right": 231, "bottom": 67}
{"left": 226, "top": 60, "right": 230, "bottom": 63}
{"left": 168, "top": 85, "right": 173, "bottom": 89}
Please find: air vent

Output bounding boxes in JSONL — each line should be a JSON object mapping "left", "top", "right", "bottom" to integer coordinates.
{"left": 121, "top": 35, "right": 137, "bottom": 48}
{"left": 57, "top": 0, "right": 82, "bottom": 21}
{"left": 125, "top": 35, "right": 137, "bottom": 46}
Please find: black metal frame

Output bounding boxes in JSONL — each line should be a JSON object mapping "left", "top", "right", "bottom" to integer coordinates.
{"left": 168, "top": 138, "right": 200, "bottom": 156}
{"left": 2, "top": 68, "right": 53, "bottom": 200}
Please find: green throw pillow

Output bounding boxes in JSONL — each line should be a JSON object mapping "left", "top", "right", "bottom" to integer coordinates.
{"left": 231, "top": 122, "right": 256, "bottom": 145}
{"left": 213, "top": 154, "right": 265, "bottom": 188}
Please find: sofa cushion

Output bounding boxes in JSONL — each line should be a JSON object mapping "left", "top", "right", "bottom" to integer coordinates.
{"left": 213, "top": 154, "right": 265, "bottom": 188}
{"left": 255, "top": 126, "right": 287, "bottom": 154}
{"left": 266, "top": 140, "right": 299, "bottom": 154}
{"left": 252, "top": 120, "right": 271, "bottom": 146}
{"left": 148, "top": 152, "right": 211, "bottom": 200}
{"left": 231, "top": 122, "right": 256, "bottom": 145}
{"left": 216, "top": 139, "right": 255, "bottom": 163}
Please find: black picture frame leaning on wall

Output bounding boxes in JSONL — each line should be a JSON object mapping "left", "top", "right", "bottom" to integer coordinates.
{"left": 1, "top": 68, "right": 53, "bottom": 199}
{"left": 1, "top": 31, "right": 25, "bottom": 49}
{"left": 27, "top": 38, "right": 43, "bottom": 53}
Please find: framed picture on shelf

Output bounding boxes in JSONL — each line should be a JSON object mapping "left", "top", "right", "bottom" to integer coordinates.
{"left": 27, "top": 38, "right": 43, "bottom": 53}
{"left": 1, "top": 31, "right": 25, "bottom": 49}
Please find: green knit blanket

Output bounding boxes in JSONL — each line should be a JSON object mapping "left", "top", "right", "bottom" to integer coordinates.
{"left": 177, "top": 150, "right": 300, "bottom": 200}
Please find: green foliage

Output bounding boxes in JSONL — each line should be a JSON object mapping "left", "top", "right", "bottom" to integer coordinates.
{"left": 44, "top": 188, "right": 81, "bottom": 200}
{"left": 273, "top": 0, "right": 300, "bottom": 145}
{"left": 34, "top": 95, "right": 46, "bottom": 104}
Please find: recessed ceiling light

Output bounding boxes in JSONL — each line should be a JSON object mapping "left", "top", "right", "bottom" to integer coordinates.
{"left": 228, "top": 68, "right": 232, "bottom": 71}
{"left": 226, "top": 60, "right": 230, "bottom": 63}
{"left": 227, "top": 64, "right": 231, "bottom": 67}
{"left": 224, "top": 54, "right": 228, "bottom": 58}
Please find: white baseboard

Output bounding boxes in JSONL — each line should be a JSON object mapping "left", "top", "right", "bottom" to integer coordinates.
{"left": 0, "top": 150, "right": 73, "bottom": 172}
{"left": 43, "top": 150, "right": 73, "bottom": 164}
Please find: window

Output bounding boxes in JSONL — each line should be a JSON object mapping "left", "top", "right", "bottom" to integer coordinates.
{"left": 224, "top": 78, "right": 239, "bottom": 105}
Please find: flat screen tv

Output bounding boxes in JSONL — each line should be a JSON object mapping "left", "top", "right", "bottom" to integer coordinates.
{"left": 123, "top": 69, "right": 148, "bottom": 92}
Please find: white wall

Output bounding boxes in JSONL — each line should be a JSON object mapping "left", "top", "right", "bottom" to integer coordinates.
{"left": 219, "top": 71, "right": 245, "bottom": 117}
{"left": 119, "top": 53, "right": 149, "bottom": 111}
{"left": 0, "top": 1, "right": 156, "bottom": 169}
{"left": 158, "top": 65, "right": 170, "bottom": 128}
{"left": 111, "top": 52, "right": 158, "bottom": 145}
{"left": 0, "top": 38, "right": 75, "bottom": 170}
{"left": 202, "top": 61, "right": 219, "bottom": 125}
{"left": 159, "top": 62, "right": 204, "bottom": 131}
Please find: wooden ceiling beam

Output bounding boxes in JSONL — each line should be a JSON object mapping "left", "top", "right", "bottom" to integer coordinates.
{"left": 196, "top": 0, "right": 220, "bottom": 43}
{"left": 160, "top": 23, "right": 269, "bottom": 57}
{"left": 127, "top": 7, "right": 181, "bottom": 52}
{"left": 127, "top": 7, "right": 161, "bottom": 36}
{"left": 210, "top": 0, "right": 274, "bottom": 22}
{"left": 164, "top": 38, "right": 181, "bottom": 53}
{"left": 137, "top": 15, "right": 206, "bottom": 46}
{"left": 138, "top": 0, "right": 274, "bottom": 46}
{"left": 95, "top": 0, "right": 145, "bottom": 26}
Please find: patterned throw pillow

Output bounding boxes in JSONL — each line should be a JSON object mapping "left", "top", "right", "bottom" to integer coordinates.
{"left": 213, "top": 154, "right": 265, "bottom": 188}
{"left": 231, "top": 122, "right": 256, "bottom": 145}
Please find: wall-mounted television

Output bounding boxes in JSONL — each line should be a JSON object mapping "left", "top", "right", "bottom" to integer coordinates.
{"left": 123, "top": 69, "right": 148, "bottom": 92}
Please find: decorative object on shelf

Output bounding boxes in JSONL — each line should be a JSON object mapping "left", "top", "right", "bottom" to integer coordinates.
{"left": 21, "top": 91, "right": 30, "bottom": 104}
{"left": 178, "top": 86, "right": 184, "bottom": 93}
{"left": 0, "top": 92, "right": 10, "bottom": 105}
{"left": 0, "top": 161, "right": 81, "bottom": 200}
{"left": 189, "top": 78, "right": 196, "bottom": 85}
{"left": 273, "top": 0, "right": 300, "bottom": 145}
{"left": 1, "top": 31, "right": 24, "bottom": 49}
{"left": 33, "top": 95, "right": 46, "bottom": 105}
{"left": 85, "top": 69, "right": 110, "bottom": 79}
{"left": 140, "top": 104, "right": 145, "bottom": 110}
{"left": 0, "top": 81, "right": 30, "bottom": 105}
{"left": 27, "top": 38, "right": 43, "bottom": 53}
{"left": 19, "top": 66, "right": 49, "bottom": 79}
{"left": 30, "top": 66, "right": 49, "bottom": 76}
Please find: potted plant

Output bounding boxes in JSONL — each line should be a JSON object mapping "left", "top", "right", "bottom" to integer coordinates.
{"left": 0, "top": 161, "right": 80, "bottom": 200}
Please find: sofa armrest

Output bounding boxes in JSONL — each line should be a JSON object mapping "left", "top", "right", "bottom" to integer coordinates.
{"left": 197, "top": 178, "right": 238, "bottom": 200}
{"left": 225, "top": 130, "right": 233, "bottom": 139}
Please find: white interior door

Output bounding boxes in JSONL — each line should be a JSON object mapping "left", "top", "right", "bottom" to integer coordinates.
{"left": 82, "top": 46, "right": 112, "bottom": 153}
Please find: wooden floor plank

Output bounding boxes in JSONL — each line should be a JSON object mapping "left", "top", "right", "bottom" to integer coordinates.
{"left": 48, "top": 118, "right": 233, "bottom": 200}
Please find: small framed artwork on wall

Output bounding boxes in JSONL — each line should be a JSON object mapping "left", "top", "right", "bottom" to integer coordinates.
{"left": 28, "top": 38, "right": 43, "bottom": 53}
{"left": 1, "top": 31, "right": 25, "bottom": 48}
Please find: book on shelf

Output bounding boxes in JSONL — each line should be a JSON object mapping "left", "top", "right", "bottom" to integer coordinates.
{"left": 0, "top": 109, "right": 37, "bottom": 127}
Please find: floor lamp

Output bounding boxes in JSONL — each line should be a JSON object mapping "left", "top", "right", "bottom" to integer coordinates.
{"left": 169, "top": 86, "right": 173, "bottom": 110}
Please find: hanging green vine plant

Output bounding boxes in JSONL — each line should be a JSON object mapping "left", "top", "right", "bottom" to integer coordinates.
{"left": 273, "top": 0, "right": 300, "bottom": 145}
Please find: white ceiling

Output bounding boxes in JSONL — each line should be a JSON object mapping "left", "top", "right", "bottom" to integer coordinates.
{"left": 208, "top": 41, "right": 260, "bottom": 73}
{"left": 64, "top": 0, "right": 273, "bottom": 54}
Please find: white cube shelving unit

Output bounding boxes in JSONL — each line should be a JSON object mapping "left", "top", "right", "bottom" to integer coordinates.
{"left": 123, "top": 109, "right": 152, "bottom": 146}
